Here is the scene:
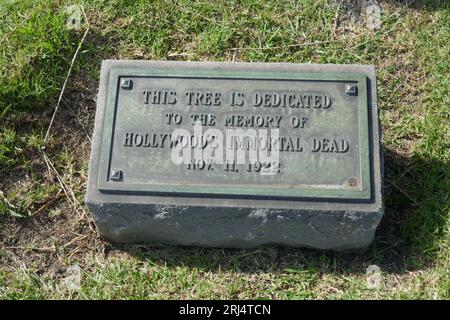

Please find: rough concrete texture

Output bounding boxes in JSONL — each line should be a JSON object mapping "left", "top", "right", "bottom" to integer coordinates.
{"left": 86, "top": 60, "right": 384, "bottom": 250}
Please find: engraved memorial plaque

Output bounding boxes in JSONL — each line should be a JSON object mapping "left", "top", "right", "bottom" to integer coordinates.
{"left": 87, "top": 61, "right": 383, "bottom": 250}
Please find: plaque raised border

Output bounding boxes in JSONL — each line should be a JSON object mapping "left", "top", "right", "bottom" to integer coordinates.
{"left": 97, "top": 69, "right": 371, "bottom": 200}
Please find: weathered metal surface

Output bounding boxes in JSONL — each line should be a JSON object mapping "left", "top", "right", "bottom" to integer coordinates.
{"left": 98, "top": 69, "right": 370, "bottom": 200}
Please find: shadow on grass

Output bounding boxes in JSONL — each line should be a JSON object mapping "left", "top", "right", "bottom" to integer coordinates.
{"left": 333, "top": 0, "right": 449, "bottom": 16}
{"left": 391, "top": 0, "right": 450, "bottom": 11}
{"left": 109, "top": 146, "right": 448, "bottom": 276}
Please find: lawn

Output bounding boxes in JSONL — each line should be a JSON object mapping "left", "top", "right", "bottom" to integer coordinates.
{"left": 0, "top": 0, "right": 449, "bottom": 299}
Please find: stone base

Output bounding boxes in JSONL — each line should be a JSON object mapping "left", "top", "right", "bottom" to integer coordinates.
{"left": 88, "top": 202, "right": 383, "bottom": 250}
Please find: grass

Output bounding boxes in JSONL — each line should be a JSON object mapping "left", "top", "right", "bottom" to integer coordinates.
{"left": 0, "top": 0, "right": 449, "bottom": 299}
{"left": 0, "top": 0, "right": 80, "bottom": 114}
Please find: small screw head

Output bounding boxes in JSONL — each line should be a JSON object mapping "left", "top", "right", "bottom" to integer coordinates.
{"left": 348, "top": 177, "right": 358, "bottom": 187}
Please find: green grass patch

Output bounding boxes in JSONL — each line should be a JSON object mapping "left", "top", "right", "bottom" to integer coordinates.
{"left": 0, "top": 0, "right": 82, "bottom": 114}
